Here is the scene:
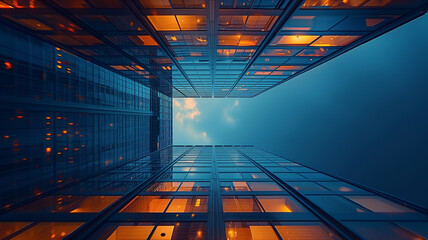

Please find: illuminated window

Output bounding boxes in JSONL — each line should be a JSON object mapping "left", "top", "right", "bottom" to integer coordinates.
{"left": 310, "top": 35, "right": 361, "bottom": 47}
{"left": 346, "top": 196, "right": 416, "bottom": 213}
{"left": 271, "top": 35, "right": 319, "bottom": 46}
{"left": 9, "top": 222, "right": 83, "bottom": 240}
{"left": 245, "top": 16, "right": 277, "bottom": 31}
{"left": 0, "top": 222, "right": 32, "bottom": 239}
{"left": 274, "top": 222, "right": 339, "bottom": 240}
{"left": 106, "top": 225, "right": 155, "bottom": 240}
{"left": 13, "top": 195, "right": 120, "bottom": 213}
{"left": 147, "top": 16, "right": 180, "bottom": 31}
{"left": 120, "top": 196, "right": 172, "bottom": 213}
{"left": 225, "top": 222, "right": 279, "bottom": 240}
{"left": 261, "top": 48, "right": 300, "bottom": 56}
{"left": 277, "top": 65, "right": 305, "bottom": 71}
{"left": 221, "top": 181, "right": 251, "bottom": 191}
{"left": 222, "top": 196, "right": 262, "bottom": 212}
{"left": 241, "top": 172, "right": 269, "bottom": 179}
{"left": 219, "top": 16, "right": 247, "bottom": 30}
{"left": 146, "top": 182, "right": 181, "bottom": 192}
{"left": 137, "top": 35, "right": 158, "bottom": 46}
{"left": 218, "top": 35, "right": 263, "bottom": 46}
{"left": 166, "top": 196, "right": 208, "bottom": 212}
{"left": 248, "top": 182, "right": 283, "bottom": 191}
{"left": 176, "top": 16, "right": 206, "bottom": 30}
{"left": 257, "top": 196, "right": 306, "bottom": 212}
{"left": 301, "top": 0, "right": 367, "bottom": 8}
{"left": 178, "top": 182, "right": 210, "bottom": 191}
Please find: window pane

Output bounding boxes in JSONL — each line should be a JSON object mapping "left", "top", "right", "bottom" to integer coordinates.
{"left": 257, "top": 196, "right": 306, "bottom": 212}
{"left": 146, "top": 182, "right": 181, "bottom": 192}
{"left": 308, "top": 195, "right": 367, "bottom": 213}
{"left": 222, "top": 196, "right": 262, "bottom": 213}
{"left": 106, "top": 225, "right": 155, "bottom": 239}
{"left": 0, "top": 222, "right": 32, "bottom": 239}
{"left": 121, "top": 196, "right": 172, "bottom": 213}
{"left": 288, "top": 182, "right": 327, "bottom": 191}
{"left": 317, "top": 182, "right": 363, "bottom": 192}
{"left": 166, "top": 196, "right": 208, "bottom": 213}
{"left": 346, "top": 196, "right": 415, "bottom": 213}
{"left": 220, "top": 181, "right": 251, "bottom": 191}
{"left": 345, "top": 221, "right": 423, "bottom": 240}
{"left": 225, "top": 222, "right": 279, "bottom": 240}
{"left": 178, "top": 182, "right": 210, "bottom": 191}
{"left": 14, "top": 195, "right": 120, "bottom": 213}
{"left": 10, "top": 222, "right": 83, "bottom": 240}
{"left": 248, "top": 182, "right": 283, "bottom": 191}
{"left": 274, "top": 222, "right": 340, "bottom": 240}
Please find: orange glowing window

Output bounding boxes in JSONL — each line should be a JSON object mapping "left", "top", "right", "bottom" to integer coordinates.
{"left": 225, "top": 222, "right": 279, "bottom": 240}
{"left": 8, "top": 222, "right": 83, "bottom": 240}
{"left": 238, "top": 35, "right": 263, "bottom": 46}
{"left": 271, "top": 35, "right": 319, "bottom": 46}
{"left": 106, "top": 226, "right": 155, "bottom": 240}
{"left": 310, "top": 35, "right": 361, "bottom": 47}
{"left": 245, "top": 16, "right": 277, "bottom": 31}
{"left": 121, "top": 196, "right": 172, "bottom": 213}
{"left": 0, "top": 222, "right": 32, "bottom": 239}
{"left": 176, "top": 16, "right": 206, "bottom": 30}
{"left": 275, "top": 223, "right": 338, "bottom": 239}
{"left": 4, "top": 61, "right": 12, "bottom": 70}
{"left": 254, "top": 71, "right": 271, "bottom": 76}
{"left": 233, "top": 181, "right": 250, "bottom": 191}
{"left": 346, "top": 196, "right": 415, "bottom": 213}
{"left": 146, "top": 182, "right": 181, "bottom": 192}
{"left": 257, "top": 196, "right": 306, "bottom": 212}
{"left": 147, "top": 15, "right": 179, "bottom": 31}
{"left": 219, "top": 16, "right": 247, "bottom": 30}
{"left": 137, "top": 35, "right": 158, "bottom": 46}
{"left": 297, "top": 48, "right": 332, "bottom": 57}
{"left": 178, "top": 182, "right": 210, "bottom": 191}
{"left": 110, "top": 65, "right": 127, "bottom": 70}
{"left": 166, "top": 196, "right": 208, "bottom": 213}
{"left": 152, "top": 225, "right": 175, "bottom": 239}
{"left": 301, "top": 0, "right": 367, "bottom": 8}
{"left": 248, "top": 182, "right": 283, "bottom": 191}
{"left": 16, "top": 19, "right": 53, "bottom": 31}
{"left": 222, "top": 196, "right": 262, "bottom": 213}
{"left": 45, "top": 147, "right": 52, "bottom": 153}
{"left": 13, "top": 196, "right": 119, "bottom": 213}
{"left": 277, "top": 65, "right": 305, "bottom": 71}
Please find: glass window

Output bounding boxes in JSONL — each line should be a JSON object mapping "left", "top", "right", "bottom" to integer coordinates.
{"left": 317, "top": 182, "right": 363, "bottom": 192}
{"left": 14, "top": 195, "right": 120, "bottom": 213}
{"left": 219, "top": 172, "right": 243, "bottom": 179}
{"left": 146, "top": 182, "right": 181, "bottom": 192}
{"left": 271, "top": 35, "right": 319, "bottom": 46}
{"left": 222, "top": 196, "right": 262, "bottom": 213}
{"left": 121, "top": 196, "right": 172, "bottom": 213}
{"left": 288, "top": 182, "right": 327, "bottom": 191}
{"left": 178, "top": 182, "right": 210, "bottom": 191}
{"left": 274, "top": 222, "right": 339, "bottom": 240}
{"left": 257, "top": 196, "right": 306, "bottom": 212}
{"left": 308, "top": 195, "right": 368, "bottom": 213}
{"left": 220, "top": 181, "right": 251, "bottom": 191}
{"left": 0, "top": 222, "right": 32, "bottom": 239}
{"left": 9, "top": 222, "right": 83, "bottom": 240}
{"left": 275, "top": 172, "right": 306, "bottom": 180}
{"left": 301, "top": 0, "right": 367, "bottom": 8}
{"left": 248, "top": 182, "right": 283, "bottom": 191}
{"left": 241, "top": 172, "right": 269, "bottom": 179}
{"left": 345, "top": 221, "right": 423, "bottom": 240}
{"left": 310, "top": 35, "right": 361, "bottom": 47}
{"left": 346, "top": 196, "right": 416, "bottom": 213}
{"left": 185, "top": 173, "right": 211, "bottom": 179}
{"left": 106, "top": 225, "right": 155, "bottom": 240}
{"left": 166, "top": 196, "right": 208, "bottom": 213}
{"left": 225, "top": 222, "right": 279, "bottom": 240}
{"left": 147, "top": 16, "right": 180, "bottom": 31}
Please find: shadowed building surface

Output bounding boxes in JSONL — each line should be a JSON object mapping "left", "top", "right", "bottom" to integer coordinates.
{"left": 0, "top": 0, "right": 427, "bottom": 239}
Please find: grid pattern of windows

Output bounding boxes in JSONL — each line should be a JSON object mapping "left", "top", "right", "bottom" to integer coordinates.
{"left": 0, "top": 0, "right": 426, "bottom": 97}
{"left": 1, "top": 146, "right": 426, "bottom": 239}
{"left": 0, "top": 22, "right": 172, "bottom": 209}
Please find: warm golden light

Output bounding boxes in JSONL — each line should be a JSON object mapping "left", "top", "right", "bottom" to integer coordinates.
{"left": 310, "top": 35, "right": 361, "bottom": 47}
{"left": 272, "top": 35, "right": 319, "bottom": 46}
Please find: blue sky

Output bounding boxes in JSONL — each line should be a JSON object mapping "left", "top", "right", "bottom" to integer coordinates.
{"left": 174, "top": 14, "right": 428, "bottom": 207}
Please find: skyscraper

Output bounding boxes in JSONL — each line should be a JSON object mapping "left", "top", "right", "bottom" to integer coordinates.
{"left": 1, "top": 0, "right": 427, "bottom": 239}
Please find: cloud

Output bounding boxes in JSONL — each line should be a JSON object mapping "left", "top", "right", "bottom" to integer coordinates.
{"left": 224, "top": 100, "right": 240, "bottom": 124}
{"left": 174, "top": 98, "right": 210, "bottom": 143}
{"left": 174, "top": 99, "right": 201, "bottom": 124}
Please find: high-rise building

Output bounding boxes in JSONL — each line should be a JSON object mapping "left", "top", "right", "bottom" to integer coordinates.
{"left": 1, "top": 0, "right": 428, "bottom": 239}
{"left": 0, "top": 146, "right": 427, "bottom": 240}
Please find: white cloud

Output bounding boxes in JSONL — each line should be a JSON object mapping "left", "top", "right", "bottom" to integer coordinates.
{"left": 174, "top": 99, "right": 210, "bottom": 143}
{"left": 224, "top": 100, "right": 240, "bottom": 124}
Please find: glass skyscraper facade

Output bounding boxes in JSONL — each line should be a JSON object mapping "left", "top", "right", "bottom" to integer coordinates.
{"left": 1, "top": 0, "right": 428, "bottom": 239}
{"left": 1, "top": 146, "right": 427, "bottom": 239}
